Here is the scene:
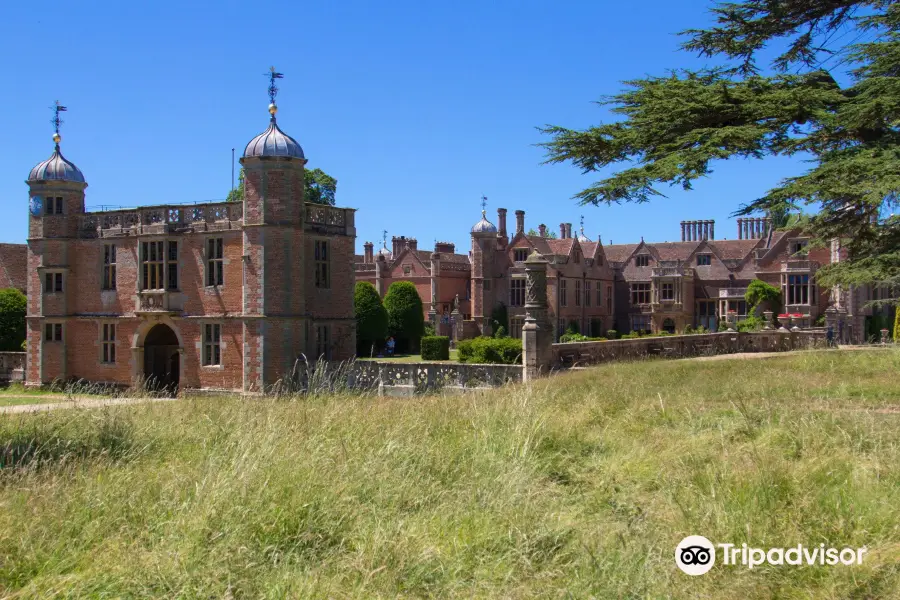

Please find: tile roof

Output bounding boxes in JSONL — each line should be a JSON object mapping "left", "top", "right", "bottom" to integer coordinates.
{"left": 651, "top": 241, "right": 700, "bottom": 261}
{"left": 580, "top": 241, "right": 598, "bottom": 257}
{"left": 546, "top": 238, "right": 575, "bottom": 256}
{"left": 706, "top": 239, "right": 761, "bottom": 260}
{"left": 603, "top": 244, "right": 639, "bottom": 263}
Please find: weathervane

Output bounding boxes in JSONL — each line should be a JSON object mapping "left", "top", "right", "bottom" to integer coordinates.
{"left": 580, "top": 214, "right": 585, "bottom": 235}
{"left": 481, "top": 195, "right": 488, "bottom": 212}
{"left": 266, "top": 66, "right": 284, "bottom": 118}
{"left": 50, "top": 100, "right": 67, "bottom": 146}
{"left": 382, "top": 229, "right": 388, "bottom": 249}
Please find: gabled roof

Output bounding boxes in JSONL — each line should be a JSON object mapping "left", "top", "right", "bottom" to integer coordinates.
{"left": 650, "top": 241, "right": 701, "bottom": 262}
{"left": 603, "top": 244, "right": 640, "bottom": 264}
{"left": 546, "top": 238, "right": 575, "bottom": 256}
{"left": 705, "top": 239, "right": 761, "bottom": 261}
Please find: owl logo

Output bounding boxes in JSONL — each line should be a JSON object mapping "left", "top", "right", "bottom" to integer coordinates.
{"left": 29, "top": 196, "right": 43, "bottom": 217}
{"left": 675, "top": 535, "right": 716, "bottom": 575}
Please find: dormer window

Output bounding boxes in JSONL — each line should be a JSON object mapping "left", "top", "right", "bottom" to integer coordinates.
{"left": 513, "top": 248, "right": 528, "bottom": 262}
{"left": 636, "top": 255, "right": 650, "bottom": 267}
{"left": 696, "top": 254, "right": 712, "bottom": 266}
{"left": 790, "top": 240, "right": 809, "bottom": 256}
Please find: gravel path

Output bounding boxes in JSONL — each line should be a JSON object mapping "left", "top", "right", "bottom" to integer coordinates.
{"left": 0, "top": 395, "right": 177, "bottom": 415}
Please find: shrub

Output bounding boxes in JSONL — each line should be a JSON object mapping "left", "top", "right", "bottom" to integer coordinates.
{"left": 494, "top": 326, "right": 507, "bottom": 339}
{"left": 420, "top": 336, "right": 450, "bottom": 361}
{"left": 621, "top": 332, "right": 641, "bottom": 339}
{"left": 0, "top": 288, "right": 26, "bottom": 352}
{"left": 560, "top": 333, "right": 590, "bottom": 343}
{"left": 895, "top": 308, "right": 900, "bottom": 342}
{"left": 354, "top": 282, "right": 388, "bottom": 356}
{"left": 737, "top": 315, "right": 765, "bottom": 332}
{"left": 423, "top": 321, "right": 436, "bottom": 337}
{"left": 384, "top": 281, "right": 425, "bottom": 354}
{"left": 566, "top": 320, "right": 580, "bottom": 335}
{"left": 456, "top": 336, "right": 522, "bottom": 364}
{"left": 606, "top": 329, "right": 618, "bottom": 340}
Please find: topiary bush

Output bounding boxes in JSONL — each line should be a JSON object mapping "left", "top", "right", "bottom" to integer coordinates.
{"left": 456, "top": 337, "right": 522, "bottom": 364}
{"left": 745, "top": 279, "right": 782, "bottom": 315}
{"left": 737, "top": 315, "right": 765, "bottom": 332}
{"left": 0, "top": 288, "right": 26, "bottom": 352}
{"left": 354, "top": 282, "right": 389, "bottom": 357}
{"left": 421, "top": 336, "right": 450, "bottom": 361}
{"left": 606, "top": 329, "right": 618, "bottom": 340}
{"left": 384, "top": 281, "right": 425, "bottom": 354}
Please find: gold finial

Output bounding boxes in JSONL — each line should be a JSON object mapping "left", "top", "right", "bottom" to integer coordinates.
{"left": 52, "top": 132, "right": 61, "bottom": 144}
{"left": 268, "top": 103, "right": 278, "bottom": 115}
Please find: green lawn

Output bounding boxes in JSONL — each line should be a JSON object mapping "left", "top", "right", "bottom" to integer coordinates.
{"left": 0, "top": 384, "right": 70, "bottom": 407}
{"left": 358, "top": 349, "right": 460, "bottom": 362}
{"left": 0, "top": 350, "right": 898, "bottom": 597}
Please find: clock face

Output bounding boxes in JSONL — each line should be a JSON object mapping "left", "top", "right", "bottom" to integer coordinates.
{"left": 29, "top": 196, "right": 43, "bottom": 217}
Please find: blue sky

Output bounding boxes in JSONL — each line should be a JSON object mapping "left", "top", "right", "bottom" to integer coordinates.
{"left": 0, "top": 0, "right": 809, "bottom": 252}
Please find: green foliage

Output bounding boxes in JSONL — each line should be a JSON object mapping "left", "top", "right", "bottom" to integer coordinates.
{"left": 226, "top": 167, "right": 337, "bottom": 206}
{"left": 456, "top": 336, "right": 522, "bottom": 364}
{"left": 745, "top": 279, "right": 782, "bottom": 313}
{"left": 490, "top": 303, "right": 508, "bottom": 336}
{"left": 566, "top": 320, "right": 580, "bottom": 335}
{"left": 423, "top": 322, "right": 436, "bottom": 337}
{"left": 815, "top": 314, "right": 826, "bottom": 327}
{"left": 737, "top": 315, "right": 766, "bottom": 332}
{"left": 420, "top": 336, "right": 450, "bottom": 361}
{"left": 493, "top": 326, "right": 508, "bottom": 339}
{"left": 526, "top": 228, "right": 558, "bottom": 239}
{"left": 541, "top": 0, "right": 900, "bottom": 296}
{"left": 606, "top": 329, "right": 618, "bottom": 340}
{"left": 354, "top": 282, "right": 388, "bottom": 357}
{"left": 383, "top": 281, "right": 425, "bottom": 354}
{"left": 894, "top": 308, "right": 900, "bottom": 342}
{"left": 0, "top": 288, "right": 26, "bottom": 352}
{"left": 559, "top": 333, "right": 608, "bottom": 343}
{"left": 304, "top": 168, "right": 338, "bottom": 205}
{"left": 621, "top": 332, "right": 641, "bottom": 339}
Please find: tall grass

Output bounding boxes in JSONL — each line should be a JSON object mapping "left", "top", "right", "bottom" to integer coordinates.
{"left": 0, "top": 350, "right": 898, "bottom": 597}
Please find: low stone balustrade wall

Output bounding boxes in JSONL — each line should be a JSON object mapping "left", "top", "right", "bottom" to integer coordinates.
{"left": 0, "top": 352, "right": 25, "bottom": 382}
{"left": 347, "top": 361, "right": 522, "bottom": 396}
{"left": 552, "top": 330, "right": 826, "bottom": 368}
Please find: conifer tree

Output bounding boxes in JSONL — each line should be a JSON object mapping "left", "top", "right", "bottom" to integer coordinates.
{"left": 542, "top": 0, "right": 900, "bottom": 297}
{"left": 354, "top": 282, "right": 388, "bottom": 356}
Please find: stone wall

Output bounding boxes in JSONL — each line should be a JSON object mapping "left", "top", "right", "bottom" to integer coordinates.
{"left": 0, "top": 352, "right": 25, "bottom": 382}
{"left": 347, "top": 361, "right": 522, "bottom": 396}
{"left": 552, "top": 330, "right": 826, "bottom": 367}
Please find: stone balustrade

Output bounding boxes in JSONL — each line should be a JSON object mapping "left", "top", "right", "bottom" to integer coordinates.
{"left": 80, "top": 202, "right": 243, "bottom": 238}
{"left": 305, "top": 204, "right": 355, "bottom": 236}
{"left": 347, "top": 361, "right": 522, "bottom": 396}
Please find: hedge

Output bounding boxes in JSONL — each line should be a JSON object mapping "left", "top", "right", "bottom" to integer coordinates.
{"left": 456, "top": 336, "right": 522, "bottom": 364}
{"left": 384, "top": 281, "right": 425, "bottom": 353}
{"left": 0, "top": 288, "right": 26, "bottom": 352}
{"left": 354, "top": 282, "right": 388, "bottom": 356}
{"left": 421, "top": 336, "right": 450, "bottom": 361}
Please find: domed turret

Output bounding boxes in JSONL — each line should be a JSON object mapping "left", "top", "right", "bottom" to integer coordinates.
{"left": 471, "top": 210, "right": 497, "bottom": 234}
{"left": 28, "top": 133, "right": 85, "bottom": 183}
{"left": 243, "top": 70, "right": 304, "bottom": 159}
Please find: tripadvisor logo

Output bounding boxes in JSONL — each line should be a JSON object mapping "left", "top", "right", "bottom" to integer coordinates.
{"left": 675, "top": 536, "right": 867, "bottom": 576}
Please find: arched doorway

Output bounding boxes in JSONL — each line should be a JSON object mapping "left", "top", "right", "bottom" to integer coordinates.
{"left": 143, "top": 324, "right": 180, "bottom": 395}
{"left": 662, "top": 318, "right": 676, "bottom": 334}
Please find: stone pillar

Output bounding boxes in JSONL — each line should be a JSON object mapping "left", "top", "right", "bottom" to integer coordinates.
{"left": 515, "top": 210, "right": 525, "bottom": 235}
{"left": 763, "top": 310, "right": 774, "bottom": 330}
{"left": 522, "top": 251, "right": 553, "bottom": 381}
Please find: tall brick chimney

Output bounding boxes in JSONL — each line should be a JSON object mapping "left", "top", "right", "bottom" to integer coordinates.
{"left": 392, "top": 236, "right": 405, "bottom": 256}
{"left": 559, "top": 223, "right": 566, "bottom": 239}
{"left": 363, "top": 241, "right": 374, "bottom": 263}
{"left": 538, "top": 224, "right": 547, "bottom": 237}
{"left": 515, "top": 210, "right": 525, "bottom": 235}
{"left": 497, "top": 208, "right": 507, "bottom": 237}
{"left": 565, "top": 223, "right": 572, "bottom": 239}
{"left": 406, "top": 238, "right": 418, "bottom": 252}
{"left": 435, "top": 241, "right": 455, "bottom": 254}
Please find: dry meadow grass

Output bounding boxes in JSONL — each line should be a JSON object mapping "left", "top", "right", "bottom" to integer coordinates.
{"left": 0, "top": 349, "right": 898, "bottom": 598}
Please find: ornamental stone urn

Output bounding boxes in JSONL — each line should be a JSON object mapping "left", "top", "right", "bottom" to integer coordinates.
{"left": 763, "top": 310, "right": 774, "bottom": 330}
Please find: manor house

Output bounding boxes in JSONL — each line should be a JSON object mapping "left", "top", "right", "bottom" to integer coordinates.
{"left": 24, "top": 91, "right": 356, "bottom": 393}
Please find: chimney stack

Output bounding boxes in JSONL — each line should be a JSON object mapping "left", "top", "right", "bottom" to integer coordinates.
{"left": 681, "top": 221, "right": 686, "bottom": 242}
{"left": 737, "top": 218, "right": 744, "bottom": 240}
{"left": 565, "top": 223, "right": 573, "bottom": 239}
{"left": 710, "top": 220, "right": 715, "bottom": 240}
{"left": 406, "top": 238, "right": 418, "bottom": 252}
{"left": 515, "top": 210, "right": 525, "bottom": 235}
{"left": 497, "top": 208, "right": 507, "bottom": 237}
{"left": 538, "top": 224, "right": 547, "bottom": 237}
{"left": 435, "top": 241, "right": 455, "bottom": 254}
{"left": 392, "top": 236, "right": 406, "bottom": 256}
{"left": 560, "top": 223, "right": 567, "bottom": 239}
{"left": 364, "top": 241, "right": 374, "bottom": 264}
